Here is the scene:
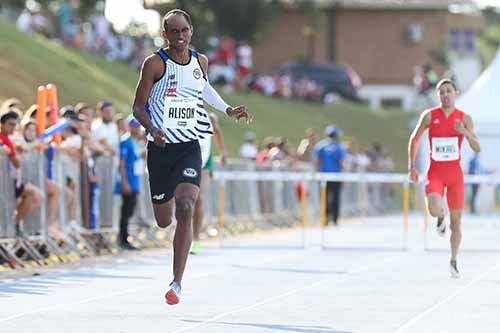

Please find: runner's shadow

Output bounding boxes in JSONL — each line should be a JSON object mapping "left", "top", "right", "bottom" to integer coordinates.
{"left": 232, "top": 264, "right": 348, "bottom": 275}
{"left": 322, "top": 246, "right": 407, "bottom": 252}
{"left": 183, "top": 320, "right": 356, "bottom": 333}
{"left": 220, "top": 244, "right": 305, "bottom": 251}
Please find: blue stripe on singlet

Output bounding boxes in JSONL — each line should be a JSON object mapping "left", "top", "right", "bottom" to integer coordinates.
{"left": 178, "top": 89, "right": 199, "bottom": 99}
{"left": 162, "top": 130, "right": 175, "bottom": 144}
{"left": 183, "top": 87, "right": 202, "bottom": 94}
{"left": 157, "top": 49, "right": 169, "bottom": 62}
{"left": 149, "top": 103, "right": 164, "bottom": 127}
{"left": 166, "top": 128, "right": 183, "bottom": 142}
{"left": 175, "top": 91, "right": 188, "bottom": 98}
{"left": 195, "top": 127, "right": 213, "bottom": 134}
{"left": 197, "top": 120, "right": 211, "bottom": 127}
{"left": 176, "top": 129, "right": 196, "bottom": 141}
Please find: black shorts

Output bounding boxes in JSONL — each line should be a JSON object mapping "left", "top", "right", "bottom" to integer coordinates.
{"left": 147, "top": 140, "right": 202, "bottom": 204}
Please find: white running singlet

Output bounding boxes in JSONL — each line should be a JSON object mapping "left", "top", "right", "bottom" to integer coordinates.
{"left": 146, "top": 49, "right": 213, "bottom": 143}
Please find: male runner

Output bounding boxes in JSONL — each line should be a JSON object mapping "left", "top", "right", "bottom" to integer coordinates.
{"left": 191, "top": 113, "right": 226, "bottom": 255}
{"left": 408, "top": 78, "right": 480, "bottom": 278}
{"left": 132, "top": 9, "right": 252, "bottom": 305}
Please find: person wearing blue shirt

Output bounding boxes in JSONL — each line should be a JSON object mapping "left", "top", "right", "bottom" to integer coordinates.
{"left": 314, "top": 125, "right": 346, "bottom": 225}
{"left": 115, "top": 115, "right": 144, "bottom": 250}
{"left": 468, "top": 153, "right": 480, "bottom": 214}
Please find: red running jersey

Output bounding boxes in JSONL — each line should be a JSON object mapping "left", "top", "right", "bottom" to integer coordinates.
{"left": 427, "top": 107, "right": 464, "bottom": 168}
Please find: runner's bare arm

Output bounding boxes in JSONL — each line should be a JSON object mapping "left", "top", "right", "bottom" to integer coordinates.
{"left": 408, "top": 110, "right": 431, "bottom": 181}
{"left": 198, "top": 54, "right": 253, "bottom": 123}
{"left": 457, "top": 114, "right": 480, "bottom": 153}
{"left": 209, "top": 113, "right": 227, "bottom": 166}
{"left": 132, "top": 54, "right": 166, "bottom": 146}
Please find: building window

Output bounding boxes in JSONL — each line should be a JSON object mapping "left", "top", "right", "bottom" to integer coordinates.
{"left": 449, "top": 30, "right": 476, "bottom": 53}
{"left": 407, "top": 24, "right": 424, "bottom": 44}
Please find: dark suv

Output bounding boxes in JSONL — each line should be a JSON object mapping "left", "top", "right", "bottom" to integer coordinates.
{"left": 278, "top": 62, "right": 362, "bottom": 101}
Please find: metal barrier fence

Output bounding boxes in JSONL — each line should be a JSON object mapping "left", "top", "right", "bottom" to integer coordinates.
{"left": 1, "top": 151, "right": 499, "bottom": 268}
{"left": 0, "top": 156, "right": 16, "bottom": 239}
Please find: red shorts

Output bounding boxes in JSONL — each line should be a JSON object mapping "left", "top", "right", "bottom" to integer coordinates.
{"left": 239, "top": 66, "right": 251, "bottom": 77}
{"left": 425, "top": 164, "right": 464, "bottom": 210}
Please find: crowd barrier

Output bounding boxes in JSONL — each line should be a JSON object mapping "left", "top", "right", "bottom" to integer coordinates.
{"left": 1, "top": 151, "right": 499, "bottom": 268}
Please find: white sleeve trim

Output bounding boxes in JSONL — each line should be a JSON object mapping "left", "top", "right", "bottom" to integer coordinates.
{"left": 202, "top": 80, "right": 230, "bottom": 114}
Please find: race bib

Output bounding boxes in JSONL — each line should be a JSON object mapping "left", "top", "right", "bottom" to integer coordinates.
{"left": 432, "top": 137, "right": 459, "bottom": 161}
{"left": 163, "top": 97, "right": 197, "bottom": 130}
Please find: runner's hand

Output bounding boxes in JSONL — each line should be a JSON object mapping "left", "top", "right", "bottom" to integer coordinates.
{"left": 220, "top": 152, "right": 227, "bottom": 167}
{"left": 227, "top": 106, "right": 253, "bottom": 124}
{"left": 409, "top": 166, "right": 419, "bottom": 183}
{"left": 454, "top": 119, "right": 466, "bottom": 135}
{"left": 151, "top": 127, "right": 166, "bottom": 147}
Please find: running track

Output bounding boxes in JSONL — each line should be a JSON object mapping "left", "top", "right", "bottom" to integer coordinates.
{"left": 1, "top": 215, "right": 500, "bottom": 333}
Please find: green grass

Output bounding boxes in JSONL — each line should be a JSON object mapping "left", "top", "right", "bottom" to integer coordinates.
{"left": 0, "top": 18, "right": 414, "bottom": 171}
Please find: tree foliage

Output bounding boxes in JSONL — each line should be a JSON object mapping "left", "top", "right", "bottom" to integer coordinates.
{"left": 478, "top": 6, "right": 500, "bottom": 67}
{"left": 160, "top": 0, "right": 287, "bottom": 49}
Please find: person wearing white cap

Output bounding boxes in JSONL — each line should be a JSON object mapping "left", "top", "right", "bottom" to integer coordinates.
{"left": 239, "top": 131, "right": 258, "bottom": 160}
{"left": 314, "top": 124, "right": 346, "bottom": 225}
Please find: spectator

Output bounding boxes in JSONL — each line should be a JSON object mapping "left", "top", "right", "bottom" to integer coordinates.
{"left": 239, "top": 131, "right": 258, "bottom": 160}
{"left": 57, "top": 0, "right": 80, "bottom": 45}
{"left": 16, "top": 7, "right": 34, "bottom": 33}
{"left": 297, "top": 128, "right": 316, "bottom": 162}
{"left": 0, "top": 98, "right": 24, "bottom": 114}
{"left": 0, "top": 111, "right": 43, "bottom": 237}
{"left": 314, "top": 125, "right": 346, "bottom": 226}
{"left": 115, "top": 115, "right": 143, "bottom": 250}
{"left": 59, "top": 107, "right": 86, "bottom": 222}
{"left": 268, "top": 137, "right": 292, "bottom": 162}
{"left": 235, "top": 40, "right": 253, "bottom": 90}
{"left": 468, "top": 153, "right": 479, "bottom": 214}
{"left": 91, "top": 100, "right": 119, "bottom": 155}
{"left": 343, "top": 140, "right": 358, "bottom": 172}
{"left": 256, "top": 136, "right": 275, "bottom": 164}
{"left": 115, "top": 114, "right": 127, "bottom": 136}
{"left": 89, "top": 4, "right": 110, "bottom": 53}
{"left": 16, "top": 118, "right": 65, "bottom": 238}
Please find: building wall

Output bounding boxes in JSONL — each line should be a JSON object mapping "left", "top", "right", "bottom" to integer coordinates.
{"left": 252, "top": 10, "right": 329, "bottom": 73}
{"left": 251, "top": 8, "right": 483, "bottom": 84}
{"left": 333, "top": 9, "right": 449, "bottom": 85}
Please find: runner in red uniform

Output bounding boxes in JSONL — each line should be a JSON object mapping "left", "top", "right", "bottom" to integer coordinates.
{"left": 408, "top": 78, "right": 480, "bottom": 278}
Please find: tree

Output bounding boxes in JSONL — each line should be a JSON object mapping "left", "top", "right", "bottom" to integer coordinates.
{"left": 156, "top": 0, "right": 287, "bottom": 50}
{"left": 478, "top": 6, "right": 500, "bottom": 67}
{"left": 206, "top": 0, "right": 283, "bottom": 42}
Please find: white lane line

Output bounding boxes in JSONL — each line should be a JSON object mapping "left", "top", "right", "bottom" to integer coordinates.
{"left": 0, "top": 247, "right": 310, "bottom": 323}
{"left": 395, "top": 262, "right": 500, "bottom": 333}
{"left": 0, "top": 285, "right": 152, "bottom": 323}
{"left": 173, "top": 254, "right": 404, "bottom": 333}
{"left": 0, "top": 266, "right": 232, "bottom": 323}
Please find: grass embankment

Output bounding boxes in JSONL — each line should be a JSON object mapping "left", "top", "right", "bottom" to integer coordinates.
{"left": 0, "top": 18, "right": 413, "bottom": 170}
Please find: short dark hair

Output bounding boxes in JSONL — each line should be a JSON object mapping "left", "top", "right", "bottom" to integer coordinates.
{"left": 163, "top": 9, "right": 192, "bottom": 32}
{"left": 436, "top": 78, "right": 457, "bottom": 91}
{"left": 1, "top": 111, "right": 19, "bottom": 124}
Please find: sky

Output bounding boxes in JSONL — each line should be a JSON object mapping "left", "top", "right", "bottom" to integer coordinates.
{"left": 105, "top": 0, "right": 160, "bottom": 34}
{"left": 475, "top": 0, "right": 500, "bottom": 7}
